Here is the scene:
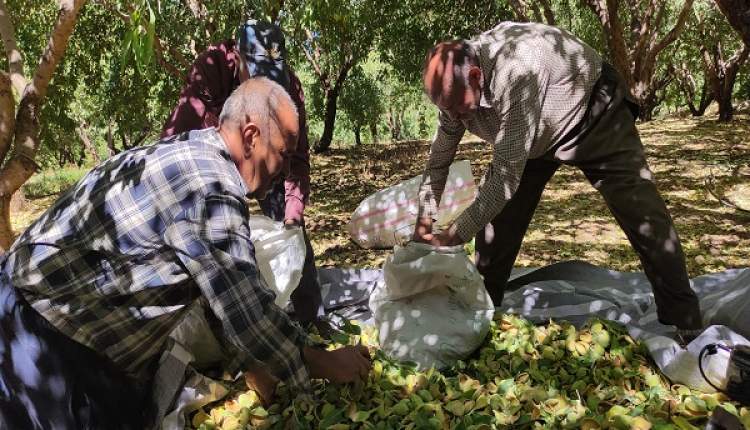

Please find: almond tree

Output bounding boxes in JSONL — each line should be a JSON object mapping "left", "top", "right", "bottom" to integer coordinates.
{"left": 583, "top": 0, "right": 695, "bottom": 120}
{"left": 710, "top": 0, "right": 750, "bottom": 120}
{"left": 0, "top": 0, "right": 86, "bottom": 250}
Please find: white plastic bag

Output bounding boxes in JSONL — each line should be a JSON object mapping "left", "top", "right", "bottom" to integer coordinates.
{"left": 348, "top": 160, "right": 477, "bottom": 249}
{"left": 247, "top": 215, "right": 306, "bottom": 307}
{"left": 369, "top": 242, "right": 494, "bottom": 369}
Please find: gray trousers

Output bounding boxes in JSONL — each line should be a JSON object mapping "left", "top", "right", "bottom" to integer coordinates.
{"left": 475, "top": 63, "right": 702, "bottom": 330}
{"left": 259, "top": 181, "right": 324, "bottom": 323}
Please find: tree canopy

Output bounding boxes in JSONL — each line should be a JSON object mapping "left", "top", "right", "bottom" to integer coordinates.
{"left": 0, "top": 0, "right": 748, "bottom": 249}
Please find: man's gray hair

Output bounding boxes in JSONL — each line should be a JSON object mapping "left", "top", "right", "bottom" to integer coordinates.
{"left": 219, "top": 77, "right": 298, "bottom": 135}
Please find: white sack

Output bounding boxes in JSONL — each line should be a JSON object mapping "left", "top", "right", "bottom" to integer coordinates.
{"left": 348, "top": 160, "right": 477, "bottom": 249}
{"left": 247, "top": 215, "right": 306, "bottom": 307}
{"left": 370, "top": 242, "right": 494, "bottom": 369}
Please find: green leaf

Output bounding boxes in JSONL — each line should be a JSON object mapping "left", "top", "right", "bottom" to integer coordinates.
{"left": 318, "top": 407, "right": 345, "bottom": 427}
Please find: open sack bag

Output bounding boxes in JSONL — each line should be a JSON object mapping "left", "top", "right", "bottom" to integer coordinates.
{"left": 347, "top": 160, "right": 477, "bottom": 249}
{"left": 369, "top": 242, "right": 495, "bottom": 369}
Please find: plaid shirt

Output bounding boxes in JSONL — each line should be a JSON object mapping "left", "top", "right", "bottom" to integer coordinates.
{"left": 2, "top": 128, "right": 311, "bottom": 392}
{"left": 418, "top": 22, "right": 602, "bottom": 241}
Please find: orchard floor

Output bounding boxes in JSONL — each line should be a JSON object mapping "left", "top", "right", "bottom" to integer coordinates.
{"left": 11, "top": 114, "right": 750, "bottom": 276}
{"left": 303, "top": 113, "right": 750, "bottom": 276}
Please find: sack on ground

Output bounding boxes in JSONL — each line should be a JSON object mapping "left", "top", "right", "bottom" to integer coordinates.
{"left": 370, "top": 242, "right": 494, "bottom": 369}
{"left": 247, "top": 215, "right": 306, "bottom": 307}
{"left": 348, "top": 160, "right": 477, "bottom": 249}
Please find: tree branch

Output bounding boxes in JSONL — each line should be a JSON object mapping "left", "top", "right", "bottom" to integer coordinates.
{"left": 508, "top": 0, "right": 531, "bottom": 21}
{"left": 75, "top": 123, "right": 100, "bottom": 163}
{"left": 0, "top": 0, "right": 27, "bottom": 96}
{"left": 30, "top": 0, "right": 86, "bottom": 102}
{"left": 0, "top": 0, "right": 85, "bottom": 197}
{"left": 0, "top": 71, "right": 13, "bottom": 161}
{"left": 633, "top": 0, "right": 660, "bottom": 69}
{"left": 529, "top": 1, "right": 545, "bottom": 22}
{"left": 714, "top": 0, "right": 750, "bottom": 45}
{"left": 538, "top": 0, "right": 556, "bottom": 25}
{"left": 154, "top": 38, "right": 186, "bottom": 80}
{"left": 590, "top": 0, "right": 632, "bottom": 85}
{"left": 649, "top": 0, "right": 695, "bottom": 60}
{"left": 302, "top": 29, "right": 328, "bottom": 88}
{"left": 727, "top": 41, "right": 750, "bottom": 68}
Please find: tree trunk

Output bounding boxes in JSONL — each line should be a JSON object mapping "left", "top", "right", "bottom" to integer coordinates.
{"left": 418, "top": 109, "right": 427, "bottom": 138}
{"left": 315, "top": 89, "right": 340, "bottom": 153}
{"left": 369, "top": 122, "right": 378, "bottom": 143}
{"left": 703, "top": 44, "right": 749, "bottom": 122}
{"left": 76, "top": 124, "right": 101, "bottom": 163}
{"left": 106, "top": 121, "right": 117, "bottom": 156}
{"left": 353, "top": 124, "right": 361, "bottom": 146}
{"left": 314, "top": 60, "right": 355, "bottom": 153}
{"left": 0, "top": 196, "right": 12, "bottom": 250}
{"left": 387, "top": 107, "right": 402, "bottom": 141}
{"left": 717, "top": 93, "right": 734, "bottom": 121}
{"left": 684, "top": 78, "right": 713, "bottom": 116}
{"left": 0, "top": 0, "right": 86, "bottom": 251}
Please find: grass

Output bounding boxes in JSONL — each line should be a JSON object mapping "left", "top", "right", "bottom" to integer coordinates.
{"left": 11, "top": 113, "right": 750, "bottom": 278}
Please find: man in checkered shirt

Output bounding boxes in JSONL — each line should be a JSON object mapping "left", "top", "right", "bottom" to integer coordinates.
{"left": 0, "top": 78, "right": 370, "bottom": 429}
{"left": 414, "top": 22, "right": 703, "bottom": 338}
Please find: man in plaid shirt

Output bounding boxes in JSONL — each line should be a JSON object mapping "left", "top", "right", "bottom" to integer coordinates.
{"left": 414, "top": 22, "right": 703, "bottom": 338}
{"left": 0, "top": 78, "right": 370, "bottom": 429}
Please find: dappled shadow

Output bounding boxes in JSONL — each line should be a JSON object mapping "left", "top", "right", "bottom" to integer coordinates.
{"left": 3, "top": 138, "right": 209, "bottom": 383}
{"left": 305, "top": 113, "right": 749, "bottom": 278}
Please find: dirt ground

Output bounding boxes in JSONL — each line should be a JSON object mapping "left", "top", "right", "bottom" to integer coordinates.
{"left": 11, "top": 114, "right": 750, "bottom": 278}
{"left": 303, "top": 114, "right": 750, "bottom": 277}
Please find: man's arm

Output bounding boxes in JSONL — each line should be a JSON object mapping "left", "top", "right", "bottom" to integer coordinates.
{"left": 164, "top": 192, "right": 312, "bottom": 392}
{"left": 161, "top": 41, "right": 238, "bottom": 138}
{"left": 283, "top": 71, "right": 311, "bottom": 225}
{"left": 448, "top": 59, "right": 546, "bottom": 244}
{"left": 415, "top": 111, "right": 466, "bottom": 239}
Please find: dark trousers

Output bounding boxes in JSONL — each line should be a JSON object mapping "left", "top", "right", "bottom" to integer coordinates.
{"left": 475, "top": 63, "right": 702, "bottom": 330}
{"left": 259, "top": 181, "right": 324, "bottom": 323}
{"left": 0, "top": 274, "right": 146, "bottom": 429}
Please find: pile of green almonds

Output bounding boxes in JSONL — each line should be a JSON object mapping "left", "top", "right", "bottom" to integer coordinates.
{"left": 191, "top": 315, "right": 749, "bottom": 430}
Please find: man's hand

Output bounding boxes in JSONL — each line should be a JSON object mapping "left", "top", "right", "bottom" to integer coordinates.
{"left": 244, "top": 366, "right": 279, "bottom": 407}
{"left": 429, "top": 223, "right": 464, "bottom": 247}
{"left": 303, "top": 345, "right": 371, "bottom": 384}
{"left": 413, "top": 216, "right": 434, "bottom": 243}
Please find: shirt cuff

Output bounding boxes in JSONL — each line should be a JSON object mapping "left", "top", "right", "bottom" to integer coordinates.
{"left": 454, "top": 206, "right": 484, "bottom": 244}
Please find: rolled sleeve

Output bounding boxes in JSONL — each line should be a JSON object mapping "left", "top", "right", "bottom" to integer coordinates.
{"left": 164, "top": 193, "right": 311, "bottom": 393}
{"left": 417, "top": 111, "right": 465, "bottom": 220}
{"left": 284, "top": 72, "right": 312, "bottom": 223}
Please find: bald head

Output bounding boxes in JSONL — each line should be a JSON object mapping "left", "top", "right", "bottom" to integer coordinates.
{"left": 219, "top": 77, "right": 299, "bottom": 142}
{"left": 218, "top": 77, "right": 299, "bottom": 199}
{"left": 423, "top": 41, "right": 482, "bottom": 119}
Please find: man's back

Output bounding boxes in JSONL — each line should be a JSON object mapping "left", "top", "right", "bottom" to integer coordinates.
{"left": 4, "top": 128, "right": 247, "bottom": 378}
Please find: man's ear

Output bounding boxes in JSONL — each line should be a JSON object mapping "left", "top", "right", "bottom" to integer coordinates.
{"left": 241, "top": 122, "right": 260, "bottom": 159}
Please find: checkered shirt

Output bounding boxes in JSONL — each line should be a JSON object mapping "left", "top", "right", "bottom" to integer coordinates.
{"left": 2, "top": 128, "right": 311, "bottom": 392}
{"left": 418, "top": 22, "right": 603, "bottom": 241}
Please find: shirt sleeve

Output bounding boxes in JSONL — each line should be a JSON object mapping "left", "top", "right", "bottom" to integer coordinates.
{"left": 453, "top": 58, "right": 546, "bottom": 242}
{"left": 283, "top": 72, "right": 312, "bottom": 223}
{"left": 161, "top": 42, "right": 238, "bottom": 138}
{"left": 164, "top": 192, "right": 311, "bottom": 393}
{"left": 417, "top": 111, "right": 466, "bottom": 220}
